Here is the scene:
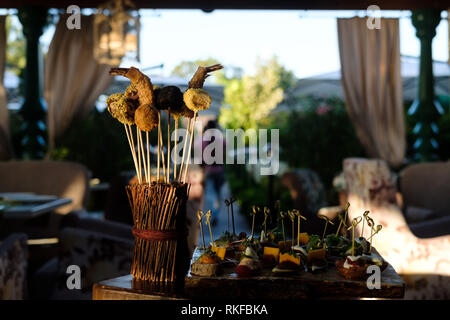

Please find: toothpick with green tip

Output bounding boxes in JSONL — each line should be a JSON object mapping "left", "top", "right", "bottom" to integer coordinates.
{"left": 347, "top": 216, "right": 362, "bottom": 256}
{"left": 197, "top": 210, "right": 206, "bottom": 249}
{"left": 205, "top": 209, "right": 214, "bottom": 246}
{"left": 319, "top": 214, "right": 335, "bottom": 244}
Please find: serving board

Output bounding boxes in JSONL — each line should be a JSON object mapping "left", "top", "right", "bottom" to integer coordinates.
{"left": 184, "top": 247, "right": 405, "bottom": 299}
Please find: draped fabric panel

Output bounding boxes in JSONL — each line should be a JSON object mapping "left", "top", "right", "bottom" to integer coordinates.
{"left": 44, "top": 14, "right": 116, "bottom": 156}
{"left": 0, "top": 15, "right": 14, "bottom": 160}
{"left": 337, "top": 18, "right": 405, "bottom": 167}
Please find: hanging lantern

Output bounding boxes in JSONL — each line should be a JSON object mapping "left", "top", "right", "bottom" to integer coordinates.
{"left": 94, "top": 0, "right": 140, "bottom": 65}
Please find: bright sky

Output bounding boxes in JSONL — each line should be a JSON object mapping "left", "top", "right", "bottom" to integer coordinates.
{"left": 39, "top": 9, "right": 449, "bottom": 79}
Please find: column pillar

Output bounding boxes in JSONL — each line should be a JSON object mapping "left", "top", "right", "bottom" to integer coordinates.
{"left": 17, "top": 7, "right": 48, "bottom": 159}
{"left": 409, "top": 10, "right": 443, "bottom": 162}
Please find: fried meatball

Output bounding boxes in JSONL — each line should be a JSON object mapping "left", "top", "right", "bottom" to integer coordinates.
{"left": 156, "top": 86, "right": 183, "bottom": 111}
{"left": 183, "top": 88, "right": 211, "bottom": 112}
{"left": 106, "top": 93, "right": 136, "bottom": 125}
{"left": 135, "top": 104, "right": 158, "bottom": 132}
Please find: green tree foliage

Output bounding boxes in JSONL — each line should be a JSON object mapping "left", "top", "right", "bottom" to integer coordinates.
{"left": 218, "top": 57, "right": 293, "bottom": 131}
{"left": 170, "top": 57, "right": 243, "bottom": 83}
{"left": 5, "top": 16, "right": 26, "bottom": 75}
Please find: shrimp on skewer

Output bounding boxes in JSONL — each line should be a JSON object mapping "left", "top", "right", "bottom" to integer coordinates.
{"left": 181, "top": 64, "right": 223, "bottom": 183}
{"left": 188, "top": 64, "right": 224, "bottom": 89}
{"left": 109, "top": 67, "right": 155, "bottom": 106}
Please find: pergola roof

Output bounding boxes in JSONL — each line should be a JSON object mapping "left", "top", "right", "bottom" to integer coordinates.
{"left": 1, "top": 0, "right": 449, "bottom": 9}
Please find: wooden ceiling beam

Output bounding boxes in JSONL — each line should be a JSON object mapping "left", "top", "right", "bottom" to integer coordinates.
{"left": 1, "top": 0, "right": 449, "bottom": 10}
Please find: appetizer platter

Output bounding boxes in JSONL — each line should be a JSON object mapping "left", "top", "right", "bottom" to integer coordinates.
{"left": 185, "top": 202, "right": 404, "bottom": 299}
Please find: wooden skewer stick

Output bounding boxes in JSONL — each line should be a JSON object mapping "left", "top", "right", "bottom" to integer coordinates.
{"left": 182, "top": 112, "right": 197, "bottom": 183}
{"left": 167, "top": 112, "right": 171, "bottom": 183}
{"left": 288, "top": 210, "right": 295, "bottom": 246}
{"left": 157, "top": 113, "right": 161, "bottom": 182}
{"left": 361, "top": 211, "right": 370, "bottom": 238}
{"left": 293, "top": 209, "right": 306, "bottom": 246}
{"left": 229, "top": 196, "right": 236, "bottom": 236}
{"left": 178, "top": 118, "right": 191, "bottom": 182}
{"left": 124, "top": 124, "right": 140, "bottom": 181}
{"left": 336, "top": 202, "right": 350, "bottom": 236}
{"left": 197, "top": 210, "right": 205, "bottom": 249}
{"left": 250, "top": 205, "right": 260, "bottom": 239}
{"left": 347, "top": 216, "right": 362, "bottom": 256}
{"left": 263, "top": 207, "right": 271, "bottom": 235}
{"left": 146, "top": 131, "right": 151, "bottom": 183}
{"left": 279, "top": 211, "right": 287, "bottom": 243}
{"left": 157, "top": 112, "right": 167, "bottom": 182}
{"left": 206, "top": 210, "right": 214, "bottom": 245}
{"left": 224, "top": 199, "right": 231, "bottom": 234}
{"left": 173, "top": 119, "right": 179, "bottom": 181}
{"left": 138, "top": 129, "right": 148, "bottom": 183}
{"left": 128, "top": 124, "right": 142, "bottom": 184}
{"left": 319, "top": 214, "right": 334, "bottom": 244}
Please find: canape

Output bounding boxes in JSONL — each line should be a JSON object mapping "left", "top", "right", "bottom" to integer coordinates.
{"left": 235, "top": 246, "right": 261, "bottom": 277}
{"left": 272, "top": 251, "right": 302, "bottom": 274}
{"left": 190, "top": 249, "right": 221, "bottom": 277}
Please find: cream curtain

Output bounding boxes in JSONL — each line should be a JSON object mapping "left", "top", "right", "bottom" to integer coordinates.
{"left": 44, "top": 14, "right": 116, "bottom": 155}
{"left": 0, "top": 15, "right": 13, "bottom": 160}
{"left": 337, "top": 18, "right": 405, "bottom": 167}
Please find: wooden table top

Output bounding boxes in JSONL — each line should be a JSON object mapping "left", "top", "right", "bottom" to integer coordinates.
{"left": 184, "top": 247, "right": 405, "bottom": 299}
{"left": 93, "top": 274, "right": 187, "bottom": 300}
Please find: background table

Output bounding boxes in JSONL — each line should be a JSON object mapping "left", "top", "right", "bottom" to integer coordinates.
{"left": 0, "top": 193, "right": 72, "bottom": 219}
{"left": 184, "top": 247, "right": 405, "bottom": 299}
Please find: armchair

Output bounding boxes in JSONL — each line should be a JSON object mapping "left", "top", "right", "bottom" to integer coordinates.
{"left": 343, "top": 158, "right": 450, "bottom": 299}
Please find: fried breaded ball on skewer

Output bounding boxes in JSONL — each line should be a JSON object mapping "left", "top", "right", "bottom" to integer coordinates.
{"left": 156, "top": 86, "right": 183, "bottom": 111}
{"left": 183, "top": 88, "right": 212, "bottom": 112}
{"left": 135, "top": 104, "right": 159, "bottom": 132}
{"left": 106, "top": 93, "right": 136, "bottom": 125}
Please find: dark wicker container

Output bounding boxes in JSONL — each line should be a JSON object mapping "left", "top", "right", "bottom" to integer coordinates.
{"left": 126, "top": 182, "right": 190, "bottom": 287}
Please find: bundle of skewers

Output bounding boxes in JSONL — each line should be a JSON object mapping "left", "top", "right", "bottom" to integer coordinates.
{"left": 106, "top": 64, "right": 223, "bottom": 283}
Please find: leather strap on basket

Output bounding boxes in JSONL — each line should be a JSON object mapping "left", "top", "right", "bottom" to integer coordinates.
{"left": 132, "top": 227, "right": 185, "bottom": 241}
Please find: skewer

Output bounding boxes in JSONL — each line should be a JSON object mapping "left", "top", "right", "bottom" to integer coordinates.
{"left": 178, "top": 118, "right": 191, "bottom": 182}
{"left": 138, "top": 129, "right": 148, "bottom": 183}
{"left": 173, "top": 119, "right": 179, "bottom": 181}
{"left": 146, "top": 131, "right": 151, "bottom": 183}
{"left": 157, "top": 113, "right": 161, "bottom": 182}
{"left": 167, "top": 111, "right": 171, "bottom": 183}
{"left": 128, "top": 124, "right": 142, "bottom": 184}
{"left": 159, "top": 122, "right": 167, "bottom": 182}
{"left": 182, "top": 112, "right": 197, "bottom": 183}
{"left": 124, "top": 124, "right": 140, "bottom": 181}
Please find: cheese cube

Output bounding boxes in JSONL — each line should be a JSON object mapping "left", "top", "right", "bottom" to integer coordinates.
{"left": 212, "top": 246, "right": 226, "bottom": 260}
{"left": 279, "top": 253, "right": 301, "bottom": 266}
{"left": 263, "top": 246, "right": 280, "bottom": 262}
